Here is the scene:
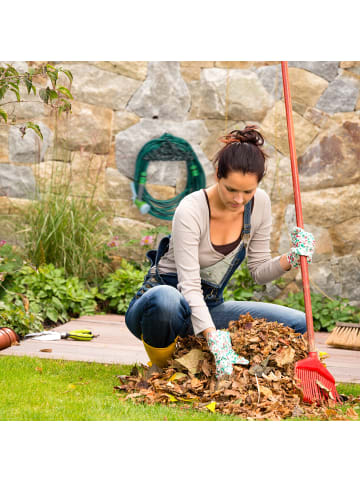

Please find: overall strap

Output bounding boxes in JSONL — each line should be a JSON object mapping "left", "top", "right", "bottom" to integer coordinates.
{"left": 155, "top": 235, "right": 171, "bottom": 283}
{"left": 242, "top": 197, "right": 253, "bottom": 248}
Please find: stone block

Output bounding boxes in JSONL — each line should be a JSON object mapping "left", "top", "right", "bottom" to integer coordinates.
{"left": 215, "top": 61, "right": 279, "bottom": 69}
{"left": 69, "top": 151, "right": 107, "bottom": 198}
{"left": 261, "top": 101, "right": 319, "bottom": 157}
{"left": 256, "top": 64, "right": 283, "bottom": 101}
{"left": 91, "top": 61, "right": 148, "bottom": 81}
{"left": 228, "top": 70, "right": 273, "bottom": 121}
{"left": 31, "top": 161, "right": 71, "bottom": 194}
{"left": 287, "top": 61, "right": 339, "bottom": 82}
{"left": 0, "top": 128, "right": 8, "bottom": 162}
{"left": 146, "top": 184, "right": 176, "bottom": 200}
{"left": 55, "top": 62, "right": 141, "bottom": 110}
{"left": 199, "top": 68, "right": 227, "bottom": 119}
{"left": 180, "top": 66, "right": 202, "bottom": 82}
{"left": 0, "top": 214, "right": 24, "bottom": 245}
{"left": 301, "top": 184, "right": 360, "bottom": 227}
{"left": 0, "top": 164, "right": 36, "bottom": 199}
{"left": 9, "top": 121, "right": 52, "bottom": 164}
{"left": 340, "top": 61, "right": 359, "bottom": 69}
{"left": 298, "top": 119, "right": 360, "bottom": 190}
{"left": 308, "top": 254, "right": 360, "bottom": 303}
{"left": 187, "top": 81, "right": 202, "bottom": 119}
{"left": 316, "top": 75, "right": 360, "bottom": 113}
{"left": 180, "top": 62, "right": 215, "bottom": 68}
{"left": 0, "top": 196, "right": 32, "bottom": 215}
{"left": 54, "top": 101, "right": 112, "bottom": 155}
{"left": 303, "top": 107, "right": 331, "bottom": 129}
{"left": 1, "top": 84, "right": 45, "bottom": 123}
{"left": 288, "top": 67, "right": 328, "bottom": 108}
{"left": 259, "top": 149, "right": 293, "bottom": 204}
{"left": 105, "top": 168, "right": 133, "bottom": 199}
{"left": 127, "top": 62, "right": 191, "bottom": 121}
{"left": 113, "top": 110, "right": 140, "bottom": 134}
{"left": 200, "top": 68, "right": 273, "bottom": 121}
{"left": 0, "top": 61, "right": 28, "bottom": 73}
{"left": 329, "top": 218, "right": 360, "bottom": 256}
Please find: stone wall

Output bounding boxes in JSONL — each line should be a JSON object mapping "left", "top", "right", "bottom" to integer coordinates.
{"left": 1, "top": 61, "right": 359, "bottom": 304}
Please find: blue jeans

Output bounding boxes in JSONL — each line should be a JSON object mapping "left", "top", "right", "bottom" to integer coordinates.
{"left": 125, "top": 285, "right": 307, "bottom": 348}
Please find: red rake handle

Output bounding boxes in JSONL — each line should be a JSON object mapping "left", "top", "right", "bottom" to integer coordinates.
{"left": 281, "top": 61, "right": 316, "bottom": 353}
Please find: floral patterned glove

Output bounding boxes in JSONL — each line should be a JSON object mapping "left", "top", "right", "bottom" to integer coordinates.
{"left": 207, "top": 330, "right": 249, "bottom": 379}
{"left": 287, "top": 227, "right": 315, "bottom": 269}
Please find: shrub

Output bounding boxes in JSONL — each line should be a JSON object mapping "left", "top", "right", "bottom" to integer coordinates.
{"left": 273, "top": 291, "right": 360, "bottom": 332}
{"left": 100, "top": 259, "right": 147, "bottom": 314}
{"left": 223, "top": 263, "right": 264, "bottom": 301}
{"left": 2, "top": 263, "right": 99, "bottom": 325}
{"left": 22, "top": 189, "right": 111, "bottom": 285}
{"left": 0, "top": 302, "right": 43, "bottom": 338}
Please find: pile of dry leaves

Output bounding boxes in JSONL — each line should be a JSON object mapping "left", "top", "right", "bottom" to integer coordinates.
{"left": 115, "top": 314, "right": 359, "bottom": 420}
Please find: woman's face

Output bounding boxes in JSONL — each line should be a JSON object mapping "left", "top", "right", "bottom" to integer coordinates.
{"left": 217, "top": 170, "right": 258, "bottom": 213}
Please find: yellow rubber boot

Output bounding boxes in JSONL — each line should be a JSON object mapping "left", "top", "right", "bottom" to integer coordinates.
{"left": 141, "top": 336, "right": 177, "bottom": 368}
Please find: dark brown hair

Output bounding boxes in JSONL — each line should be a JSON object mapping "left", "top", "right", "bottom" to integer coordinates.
{"left": 214, "top": 125, "right": 267, "bottom": 182}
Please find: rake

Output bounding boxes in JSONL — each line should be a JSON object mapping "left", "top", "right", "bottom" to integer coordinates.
{"left": 281, "top": 61, "right": 342, "bottom": 404}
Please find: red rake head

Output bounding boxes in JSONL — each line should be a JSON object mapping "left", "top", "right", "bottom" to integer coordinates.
{"left": 295, "top": 353, "right": 342, "bottom": 405}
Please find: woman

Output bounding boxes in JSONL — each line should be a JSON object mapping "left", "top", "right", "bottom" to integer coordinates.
{"left": 125, "top": 126, "right": 315, "bottom": 378}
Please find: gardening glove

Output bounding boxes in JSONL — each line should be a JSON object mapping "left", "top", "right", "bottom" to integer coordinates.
{"left": 287, "top": 227, "right": 315, "bottom": 269}
{"left": 207, "top": 330, "right": 249, "bottom": 379}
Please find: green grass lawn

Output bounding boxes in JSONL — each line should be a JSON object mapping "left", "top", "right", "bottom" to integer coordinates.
{"left": 0, "top": 355, "right": 359, "bottom": 421}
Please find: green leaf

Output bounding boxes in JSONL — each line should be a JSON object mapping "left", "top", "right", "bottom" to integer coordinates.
{"left": 47, "top": 88, "right": 58, "bottom": 101}
{"left": 46, "top": 70, "right": 58, "bottom": 88}
{"left": 10, "top": 88, "right": 21, "bottom": 102}
{"left": 0, "top": 85, "right": 8, "bottom": 99}
{"left": 58, "top": 99, "right": 72, "bottom": 117}
{"left": 46, "top": 307, "right": 59, "bottom": 322}
{"left": 39, "top": 88, "right": 49, "bottom": 104}
{"left": 26, "top": 122, "right": 43, "bottom": 141}
{"left": 0, "top": 109, "right": 8, "bottom": 123}
{"left": 24, "top": 77, "right": 33, "bottom": 95}
{"left": 59, "top": 68, "right": 73, "bottom": 84}
{"left": 5, "top": 64, "right": 19, "bottom": 76}
{"left": 57, "top": 86, "right": 73, "bottom": 99}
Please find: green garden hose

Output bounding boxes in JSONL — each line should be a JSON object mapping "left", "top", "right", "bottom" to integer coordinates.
{"left": 131, "top": 133, "right": 206, "bottom": 220}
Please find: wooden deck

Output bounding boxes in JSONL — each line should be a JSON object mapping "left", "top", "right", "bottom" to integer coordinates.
{"left": 1, "top": 315, "right": 359, "bottom": 384}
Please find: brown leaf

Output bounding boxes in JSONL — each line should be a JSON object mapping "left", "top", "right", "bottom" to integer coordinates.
{"left": 39, "top": 348, "right": 52, "bottom": 353}
{"left": 173, "top": 349, "right": 205, "bottom": 374}
{"left": 224, "top": 389, "right": 241, "bottom": 398}
{"left": 291, "top": 405, "right": 305, "bottom": 417}
{"left": 275, "top": 346, "right": 295, "bottom": 366}
{"left": 190, "top": 377, "right": 203, "bottom": 390}
{"left": 135, "top": 380, "right": 150, "bottom": 390}
{"left": 200, "top": 358, "right": 212, "bottom": 377}
{"left": 259, "top": 386, "right": 274, "bottom": 399}
{"left": 345, "top": 408, "right": 359, "bottom": 420}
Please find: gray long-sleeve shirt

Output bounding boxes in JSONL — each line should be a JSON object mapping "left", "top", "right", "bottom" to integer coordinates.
{"left": 152, "top": 188, "right": 287, "bottom": 335}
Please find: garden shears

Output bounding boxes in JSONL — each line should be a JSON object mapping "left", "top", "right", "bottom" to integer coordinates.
{"left": 24, "top": 329, "right": 98, "bottom": 341}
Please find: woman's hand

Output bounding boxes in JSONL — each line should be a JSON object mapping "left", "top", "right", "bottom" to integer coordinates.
{"left": 287, "top": 227, "right": 315, "bottom": 269}
{"left": 206, "top": 330, "right": 249, "bottom": 378}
